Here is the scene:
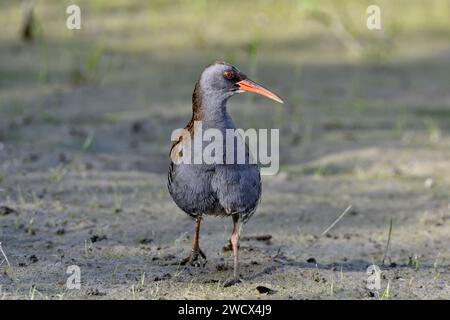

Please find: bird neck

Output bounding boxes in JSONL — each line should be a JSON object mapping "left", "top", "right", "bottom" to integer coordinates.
{"left": 192, "top": 81, "right": 234, "bottom": 130}
{"left": 202, "top": 98, "right": 231, "bottom": 128}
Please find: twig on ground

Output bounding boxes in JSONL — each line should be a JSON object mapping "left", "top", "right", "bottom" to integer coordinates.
{"left": 273, "top": 206, "right": 353, "bottom": 264}
{"left": 0, "top": 242, "right": 12, "bottom": 269}
{"left": 321, "top": 205, "right": 353, "bottom": 237}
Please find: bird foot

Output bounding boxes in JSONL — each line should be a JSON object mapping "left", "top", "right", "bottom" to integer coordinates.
{"left": 179, "top": 248, "right": 207, "bottom": 267}
{"left": 223, "top": 277, "right": 242, "bottom": 287}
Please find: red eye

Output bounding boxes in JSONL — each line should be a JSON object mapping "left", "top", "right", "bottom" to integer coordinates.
{"left": 223, "top": 71, "right": 233, "bottom": 79}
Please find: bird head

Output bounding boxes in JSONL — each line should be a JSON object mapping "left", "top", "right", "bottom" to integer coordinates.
{"left": 199, "top": 61, "right": 284, "bottom": 104}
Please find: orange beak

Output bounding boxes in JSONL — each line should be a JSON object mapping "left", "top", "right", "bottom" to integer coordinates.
{"left": 237, "top": 79, "right": 284, "bottom": 104}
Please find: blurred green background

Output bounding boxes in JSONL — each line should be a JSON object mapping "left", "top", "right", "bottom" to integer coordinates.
{"left": 1, "top": 0, "right": 449, "bottom": 170}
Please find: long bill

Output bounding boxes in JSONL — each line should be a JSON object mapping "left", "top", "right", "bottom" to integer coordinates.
{"left": 237, "top": 79, "right": 284, "bottom": 104}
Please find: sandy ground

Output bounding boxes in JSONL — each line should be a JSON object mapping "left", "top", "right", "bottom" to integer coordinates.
{"left": 1, "top": 0, "right": 450, "bottom": 299}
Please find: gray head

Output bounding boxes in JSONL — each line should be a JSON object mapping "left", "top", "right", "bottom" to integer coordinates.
{"left": 198, "top": 61, "right": 284, "bottom": 106}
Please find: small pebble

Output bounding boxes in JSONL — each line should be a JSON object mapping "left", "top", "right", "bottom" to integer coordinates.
{"left": 424, "top": 178, "right": 434, "bottom": 188}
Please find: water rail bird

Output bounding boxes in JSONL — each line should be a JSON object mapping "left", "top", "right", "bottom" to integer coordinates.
{"left": 168, "top": 61, "right": 283, "bottom": 286}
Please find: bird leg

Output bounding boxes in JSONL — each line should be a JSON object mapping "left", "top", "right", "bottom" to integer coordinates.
{"left": 224, "top": 216, "right": 242, "bottom": 287}
{"left": 179, "top": 215, "right": 207, "bottom": 267}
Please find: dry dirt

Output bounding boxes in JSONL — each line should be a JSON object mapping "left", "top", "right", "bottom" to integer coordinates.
{"left": 1, "top": 0, "right": 450, "bottom": 299}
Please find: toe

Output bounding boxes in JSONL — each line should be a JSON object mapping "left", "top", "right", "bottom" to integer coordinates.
{"left": 199, "top": 248, "right": 207, "bottom": 260}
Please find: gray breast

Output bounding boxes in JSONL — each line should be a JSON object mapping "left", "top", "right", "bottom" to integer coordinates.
{"left": 168, "top": 160, "right": 261, "bottom": 222}
{"left": 168, "top": 162, "right": 218, "bottom": 217}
